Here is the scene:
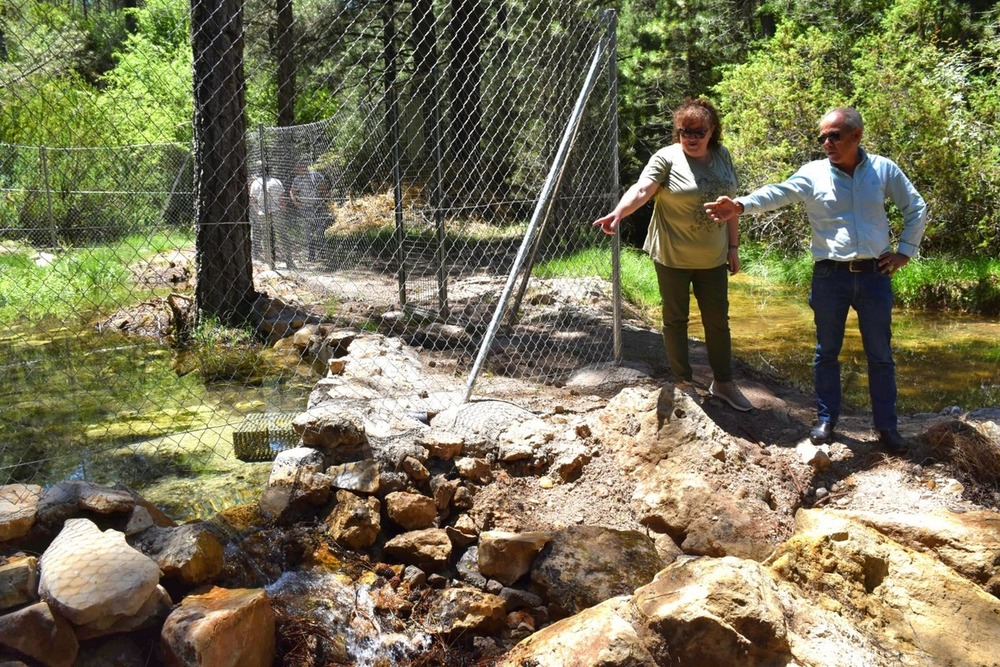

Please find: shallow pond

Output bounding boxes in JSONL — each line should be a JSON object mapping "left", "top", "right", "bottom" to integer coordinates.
{"left": 724, "top": 274, "right": 1000, "bottom": 415}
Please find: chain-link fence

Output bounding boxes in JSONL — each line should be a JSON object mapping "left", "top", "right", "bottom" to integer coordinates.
{"left": 0, "top": 0, "right": 623, "bottom": 518}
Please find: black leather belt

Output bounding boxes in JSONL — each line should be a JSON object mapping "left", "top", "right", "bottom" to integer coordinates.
{"left": 817, "top": 259, "right": 879, "bottom": 273}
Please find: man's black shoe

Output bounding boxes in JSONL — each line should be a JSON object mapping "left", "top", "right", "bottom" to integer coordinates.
{"left": 878, "top": 429, "right": 908, "bottom": 452}
{"left": 809, "top": 421, "right": 835, "bottom": 444}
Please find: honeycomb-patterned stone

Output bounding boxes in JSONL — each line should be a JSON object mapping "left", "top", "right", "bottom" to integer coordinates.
{"left": 38, "top": 518, "right": 161, "bottom": 626}
{"left": 0, "top": 484, "right": 43, "bottom": 541}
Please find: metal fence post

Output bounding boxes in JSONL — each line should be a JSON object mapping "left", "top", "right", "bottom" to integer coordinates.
{"left": 606, "top": 9, "right": 622, "bottom": 364}
{"left": 39, "top": 146, "right": 58, "bottom": 249}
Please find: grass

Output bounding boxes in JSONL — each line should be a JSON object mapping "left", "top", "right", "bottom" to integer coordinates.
{"left": 739, "top": 244, "right": 1000, "bottom": 315}
{"left": 0, "top": 229, "right": 194, "bottom": 325}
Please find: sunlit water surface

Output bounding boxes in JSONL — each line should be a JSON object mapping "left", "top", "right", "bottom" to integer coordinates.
{"left": 721, "top": 274, "right": 1000, "bottom": 415}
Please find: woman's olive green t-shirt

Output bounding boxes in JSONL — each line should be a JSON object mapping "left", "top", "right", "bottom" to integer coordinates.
{"left": 640, "top": 143, "right": 738, "bottom": 269}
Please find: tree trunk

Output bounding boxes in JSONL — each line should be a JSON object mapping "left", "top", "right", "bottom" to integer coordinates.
{"left": 447, "top": 0, "right": 484, "bottom": 164}
{"left": 275, "top": 0, "right": 296, "bottom": 127}
{"left": 410, "top": 0, "right": 439, "bottom": 169}
{"left": 191, "top": 0, "right": 258, "bottom": 327}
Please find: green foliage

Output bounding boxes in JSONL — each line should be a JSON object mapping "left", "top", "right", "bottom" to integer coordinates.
{"left": 714, "top": 24, "right": 846, "bottom": 250}
{"left": 714, "top": 0, "right": 1000, "bottom": 256}
{"left": 100, "top": 0, "right": 194, "bottom": 144}
{"left": 612, "top": 0, "right": 776, "bottom": 178}
{"left": 894, "top": 255, "right": 1000, "bottom": 314}
{"left": 0, "top": 231, "right": 191, "bottom": 325}
{"left": 739, "top": 242, "right": 1000, "bottom": 314}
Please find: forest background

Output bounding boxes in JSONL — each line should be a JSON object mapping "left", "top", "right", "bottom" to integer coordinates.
{"left": 1, "top": 0, "right": 999, "bottom": 312}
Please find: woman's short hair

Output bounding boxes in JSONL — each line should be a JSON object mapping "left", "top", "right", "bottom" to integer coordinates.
{"left": 672, "top": 97, "right": 723, "bottom": 149}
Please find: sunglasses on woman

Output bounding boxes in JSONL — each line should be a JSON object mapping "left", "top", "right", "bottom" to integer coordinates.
{"left": 679, "top": 128, "right": 709, "bottom": 139}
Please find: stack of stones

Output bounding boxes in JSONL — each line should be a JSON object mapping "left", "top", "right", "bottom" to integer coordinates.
{"left": 0, "top": 397, "right": 660, "bottom": 665}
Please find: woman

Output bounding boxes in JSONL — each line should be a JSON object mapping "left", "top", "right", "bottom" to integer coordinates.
{"left": 593, "top": 97, "right": 752, "bottom": 411}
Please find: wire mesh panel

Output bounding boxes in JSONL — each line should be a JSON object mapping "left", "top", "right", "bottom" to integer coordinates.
{"left": 0, "top": 0, "right": 620, "bottom": 517}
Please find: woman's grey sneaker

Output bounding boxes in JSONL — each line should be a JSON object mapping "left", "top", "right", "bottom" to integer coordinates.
{"left": 709, "top": 381, "right": 754, "bottom": 411}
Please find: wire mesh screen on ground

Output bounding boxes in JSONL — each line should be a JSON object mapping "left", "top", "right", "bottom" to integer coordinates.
{"left": 0, "top": 0, "right": 623, "bottom": 511}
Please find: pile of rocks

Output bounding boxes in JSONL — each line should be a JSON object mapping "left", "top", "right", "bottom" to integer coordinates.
{"left": 5, "top": 326, "right": 1000, "bottom": 667}
{"left": 0, "top": 333, "right": 665, "bottom": 665}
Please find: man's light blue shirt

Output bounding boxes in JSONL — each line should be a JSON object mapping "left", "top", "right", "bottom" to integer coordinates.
{"left": 736, "top": 148, "right": 927, "bottom": 261}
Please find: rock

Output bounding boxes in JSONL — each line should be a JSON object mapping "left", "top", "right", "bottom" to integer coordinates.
{"left": 498, "top": 586, "right": 543, "bottom": 611}
{"left": 456, "top": 546, "right": 488, "bottom": 589}
{"left": 418, "top": 430, "right": 465, "bottom": 460}
{"left": 326, "top": 460, "right": 380, "bottom": 494}
{"left": 38, "top": 519, "right": 162, "bottom": 627}
{"left": 160, "top": 587, "right": 275, "bottom": 667}
{"left": 796, "top": 441, "right": 832, "bottom": 469}
{"left": 498, "top": 418, "right": 555, "bottom": 463}
{"left": 499, "top": 596, "right": 656, "bottom": 667}
{"left": 424, "top": 587, "right": 506, "bottom": 635}
{"left": 130, "top": 523, "right": 225, "bottom": 586}
{"left": 0, "top": 555, "right": 39, "bottom": 611}
{"left": 268, "top": 447, "right": 325, "bottom": 483}
{"left": 383, "top": 528, "right": 452, "bottom": 569}
{"left": 259, "top": 450, "right": 332, "bottom": 521}
{"left": 455, "top": 457, "right": 492, "bottom": 484}
{"left": 634, "top": 556, "right": 792, "bottom": 664}
{"left": 478, "top": 531, "right": 551, "bottom": 586}
{"left": 385, "top": 491, "right": 437, "bottom": 530}
{"left": 292, "top": 406, "right": 367, "bottom": 451}
{"left": 77, "top": 486, "right": 135, "bottom": 515}
{"left": 451, "top": 485, "right": 474, "bottom": 510}
{"left": 75, "top": 585, "right": 171, "bottom": 640}
{"left": 0, "top": 601, "right": 78, "bottom": 667}
{"left": 595, "top": 387, "right": 797, "bottom": 560}
{"left": 33, "top": 482, "right": 135, "bottom": 535}
{"left": 432, "top": 400, "right": 540, "bottom": 457}
{"left": 73, "top": 634, "right": 152, "bottom": 666}
{"left": 530, "top": 526, "right": 662, "bottom": 618}
{"left": 124, "top": 505, "right": 156, "bottom": 536}
{"left": 766, "top": 509, "right": 1000, "bottom": 667}
{"left": 429, "top": 475, "right": 459, "bottom": 511}
{"left": 323, "top": 490, "right": 381, "bottom": 550}
{"left": 550, "top": 442, "right": 591, "bottom": 482}
{"left": 0, "top": 485, "right": 43, "bottom": 542}
{"left": 446, "top": 515, "right": 478, "bottom": 549}
{"left": 400, "top": 455, "right": 430, "bottom": 482}
{"left": 840, "top": 508, "right": 1000, "bottom": 592}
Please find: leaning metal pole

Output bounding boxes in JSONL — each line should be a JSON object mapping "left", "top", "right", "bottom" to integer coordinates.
{"left": 462, "top": 24, "right": 612, "bottom": 404}
{"left": 607, "top": 9, "right": 622, "bottom": 363}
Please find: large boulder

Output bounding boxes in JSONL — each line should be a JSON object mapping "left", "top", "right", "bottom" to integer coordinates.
{"left": 529, "top": 526, "right": 663, "bottom": 618}
{"left": 160, "top": 587, "right": 275, "bottom": 667}
{"left": 591, "top": 386, "right": 799, "bottom": 560}
{"left": 38, "top": 519, "right": 162, "bottom": 628}
{"left": 503, "top": 509, "right": 1000, "bottom": 667}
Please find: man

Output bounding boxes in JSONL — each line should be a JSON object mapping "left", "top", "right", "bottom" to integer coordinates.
{"left": 289, "top": 163, "right": 330, "bottom": 261}
{"left": 705, "top": 107, "right": 927, "bottom": 451}
{"left": 250, "top": 167, "right": 296, "bottom": 269}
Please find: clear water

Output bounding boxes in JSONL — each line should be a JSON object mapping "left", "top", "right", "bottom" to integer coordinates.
{"left": 723, "top": 274, "right": 1000, "bottom": 415}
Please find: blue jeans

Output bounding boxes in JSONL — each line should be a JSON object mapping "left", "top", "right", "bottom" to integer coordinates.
{"left": 808, "top": 262, "right": 897, "bottom": 430}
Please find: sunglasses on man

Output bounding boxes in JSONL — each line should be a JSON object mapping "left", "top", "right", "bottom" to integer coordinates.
{"left": 817, "top": 131, "right": 842, "bottom": 144}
